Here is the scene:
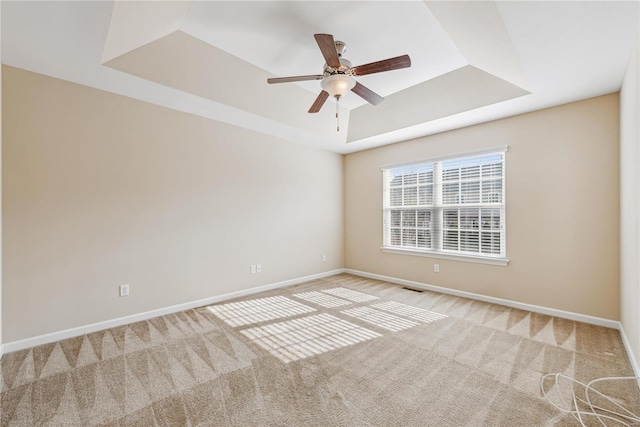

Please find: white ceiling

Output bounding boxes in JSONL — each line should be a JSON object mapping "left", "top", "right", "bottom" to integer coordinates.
{"left": 180, "top": 1, "right": 468, "bottom": 109}
{"left": 2, "top": 1, "right": 639, "bottom": 154}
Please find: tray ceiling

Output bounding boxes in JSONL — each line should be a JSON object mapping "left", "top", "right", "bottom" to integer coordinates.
{"left": 2, "top": 1, "right": 639, "bottom": 154}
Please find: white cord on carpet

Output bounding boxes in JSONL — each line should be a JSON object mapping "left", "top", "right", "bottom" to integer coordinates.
{"left": 541, "top": 373, "right": 640, "bottom": 426}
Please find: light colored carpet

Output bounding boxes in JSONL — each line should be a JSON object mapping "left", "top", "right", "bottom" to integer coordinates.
{"left": 1, "top": 273, "right": 638, "bottom": 426}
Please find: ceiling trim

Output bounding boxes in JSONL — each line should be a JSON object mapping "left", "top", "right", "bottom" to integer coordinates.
{"left": 102, "top": 0, "right": 193, "bottom": 64}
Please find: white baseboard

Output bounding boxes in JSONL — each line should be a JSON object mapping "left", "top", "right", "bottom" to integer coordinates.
{"left": 1, "top": 267, "right": 631, "bottom": 368}
{"left": 1, "top": 269, "right": 345, "bottom": 356}
{"left": 348, "top": 270, "right": 640, "bottom": 382}
{"left": 345, "top": 269, "right": 620, "bottom": 329}
{"left": 619, "top": 323, "right": 640, "bottom": 383}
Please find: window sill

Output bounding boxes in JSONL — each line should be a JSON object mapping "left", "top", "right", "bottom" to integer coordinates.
{"left": 380, "top": 246, "right": 509, "bottom": 266}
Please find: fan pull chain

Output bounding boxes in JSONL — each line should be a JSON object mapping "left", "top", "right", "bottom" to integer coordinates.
{"left": 336, "top": 96, "right": 340, "bottom": 132}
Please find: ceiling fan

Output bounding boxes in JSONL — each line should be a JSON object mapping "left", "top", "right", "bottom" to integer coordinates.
{"left": 267, "top": 33, "right": 412, "bottom": 114}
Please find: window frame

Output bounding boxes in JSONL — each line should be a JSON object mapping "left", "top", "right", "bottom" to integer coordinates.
{"left": 381, "top": 147, "right": 509, "bottom": 266}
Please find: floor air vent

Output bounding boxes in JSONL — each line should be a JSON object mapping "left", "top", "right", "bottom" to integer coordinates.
{"left": 402, "top": 287, "right": 424, "bottom": 293}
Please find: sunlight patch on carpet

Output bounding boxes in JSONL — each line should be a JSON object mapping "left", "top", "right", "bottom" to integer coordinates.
{"left": 341, "top": 306, "right": 419, "bottom": 332}
{"left": 372, "top": 301, "right": 448, "bottom": 323}
{"left": 240, "top": 313, "right": 380, "bottom": 363}
{"left": 321, "top": 287, "right": 380, "bottom": 302}
{"left": 207, "top": 296, "right": 316, "bottom": 327}
{"left": 292, "top": 291, "right": 352, "bottom": 308}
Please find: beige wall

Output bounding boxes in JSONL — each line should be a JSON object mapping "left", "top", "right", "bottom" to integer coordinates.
{"left": 0, "top": 63, "right": 624, "bottom": 345}
{"left": 2, "top": 66, "right": 344, "bottom": 343}
{"left": 620, "top": 32, "right": 640, "bottom": 369}
{"left": 345, "top": 94, "right": 620, "bottom": 320}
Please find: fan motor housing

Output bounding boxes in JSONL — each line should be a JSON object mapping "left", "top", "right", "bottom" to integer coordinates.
{"left": 324, "top": 58, "right": 352, "bottom": 77}
{"left": 322, "top": 40, "right": 350, "bottom": 76}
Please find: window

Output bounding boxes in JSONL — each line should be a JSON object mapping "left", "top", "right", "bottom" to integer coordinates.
{"left": 382, "top": 149, "right": 507, "bottom": 264}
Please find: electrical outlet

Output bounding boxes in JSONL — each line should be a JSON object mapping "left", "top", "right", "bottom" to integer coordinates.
{"left": 250, "top": 265, "right": 256, "bottom": 274}
{"left": 434, "top": 264, "right": 440, "bottom": 273}
{"left": 322, "top": 254, "right": 327, "bottom": 262}
{"left": 119, "top": 284, "right": 130, "bottom": 297}
{"left": 257, "top": 264, "right": 262, "bottom": 273}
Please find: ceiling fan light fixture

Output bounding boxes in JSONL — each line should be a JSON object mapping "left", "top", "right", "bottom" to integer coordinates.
{"left": 321, "top": 74, "right": 356, "bottom": 98}
{"left": 268, "top": 34, "right": 411, "bottom": 115}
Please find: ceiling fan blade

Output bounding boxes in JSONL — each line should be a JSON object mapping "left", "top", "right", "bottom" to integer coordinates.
{"left": 351, "top": 54, "right": 412, "bottom": 76}
{"left": 308, "top": 90, "right": 329, "bottom": 113}
{"left": 314, "top": 34, "right": 341, "bottom": 68}
{"left": 268, "top": 75, "right": 324, "bottom": 84}
{"left": 351, "top": 82, "right": 384, "bottom": 106}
